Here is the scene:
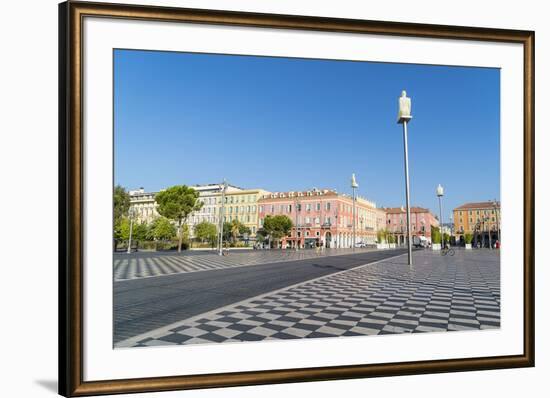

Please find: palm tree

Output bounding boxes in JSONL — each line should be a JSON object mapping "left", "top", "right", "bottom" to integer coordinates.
{"left": 231, "top": 221, "right": 240, "bottom": 243}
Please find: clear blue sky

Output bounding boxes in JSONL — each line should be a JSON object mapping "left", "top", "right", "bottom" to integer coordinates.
{"left": 114, "top": 49, "right": 500, "bottom": 220}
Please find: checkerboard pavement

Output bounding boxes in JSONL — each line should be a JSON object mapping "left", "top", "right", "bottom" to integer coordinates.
{"left": 114, "top": 248, "right": 375, "bottom": 281}
{"left": 116, "top": 250, "right": 500, "bottom": 348}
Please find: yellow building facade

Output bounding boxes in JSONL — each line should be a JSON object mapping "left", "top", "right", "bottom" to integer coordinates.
{"left": 219, "top": 189, "right": 270, "bottom": 236}
{"left": 453, "top": 201, "right": 500, "bottom": 242}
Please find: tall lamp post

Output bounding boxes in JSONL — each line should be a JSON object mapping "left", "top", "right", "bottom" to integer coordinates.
{"left": 398, "top": 90, "right": 413, "bottom": 265}
{"left": 127, "top": 207, "right": 135, "bottom": 254}
{"left": 294, "top": 196, "right": 300, "bottom": 251}
{"left": 218, "top": 179, "right": 227, "bottom": 256}
{"left": 493, "top": 199, "right": 500, "bottom": 245}
{"left": 436, "top": 184, "right": 444, "bottom": 248}
{"left": 486, "top": 216, "right": 493, "bottom": 249}
{"left": 351, "top": 173, "right": 359, "bottom": 251}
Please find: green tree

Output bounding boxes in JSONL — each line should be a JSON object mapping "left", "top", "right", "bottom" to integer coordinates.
{"left": 133, "top": 222, "right": 148, "bottom": 242}
{"left": 227, "top": 219, "right": 250, "bottom": 243}
{"left": 114, "top": 185, "right": 130, "bottom": 223}
{"left": 150, "top": 217, "right": 177, "bottom": 241}
{"left": 114, "top": 217, "right": 129, "bottom": 242}
{"left": 222, "top": 221, "right": 233, "bottom": 242}
{"left": 155, "top": 185, "right": 202, "bottom": 252}
{"left": 113, "top": 185, "right": 130, "bottom": 250}
{"left": 116, "top": 217, "right": 131, "bottom": 241}
{"left": 262, "top": 215, "right": 293, "bottom": 247}
{"left": 431, "top": 225, "right": 442, "bottom": 244}
{"left": 443, "top": 232, "right": 450, "bottom": 244}
{"left": 377, "top": 229, "right": 391, "bottom": 243}
{"left": 255, "top": 228, "right": 268, "bottom": 245}
{"left": 194, "top": 221, "right": 218, "bottom": 247}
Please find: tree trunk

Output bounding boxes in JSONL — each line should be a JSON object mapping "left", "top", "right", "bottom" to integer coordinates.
{"left": 177, "top": 219, "right": 183, "bottom": 252}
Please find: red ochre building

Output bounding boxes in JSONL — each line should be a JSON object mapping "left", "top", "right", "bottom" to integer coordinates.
{"left": 258, "top": 188, "right": 386, "bottom": 249}
{"left": 383, "top": 206, "right": 440, "bottom": 245}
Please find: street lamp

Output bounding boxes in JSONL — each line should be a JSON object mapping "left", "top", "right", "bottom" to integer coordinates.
{"left": 127, "top": 207, "right": 135, "bottom": 254}
{"left": 436, "top": 184, "right": 444, "bottom": 249}
{"left": 493, "top": 199, "right": 500, "bottom": 245}
{"left": 218, "top": 179, "right": 228, "bottom": 256}
{"left": 398, "top": 90, "right": 413, "bottom": 265}
{"left": 351, "top": 173, "right": 359, "bottom": 251}
{"left": 485, "top": 215, "right": 493, "bottom": 249}
{"left": 294, "top": 196, "right": 300, "bottom": 251}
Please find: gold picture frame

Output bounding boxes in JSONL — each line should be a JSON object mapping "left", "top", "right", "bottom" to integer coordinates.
{"left": 59, "top": 1, "right": 534, "bottom": 396}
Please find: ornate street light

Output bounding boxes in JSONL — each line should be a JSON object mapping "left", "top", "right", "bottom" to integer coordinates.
{"left": 436, "top": 184, "right": 444, "bottom": 249}
{"left": 351, "top": 173, "right": 359, "bottom": 251}
{"left": 398, "top": 90, "right": 413, "bottom": 265}
{"left": 493, "top": 199, "right": 500, "bottom": 246}
{"left": 218, "top": 179, "right": 228, "bottom": 256}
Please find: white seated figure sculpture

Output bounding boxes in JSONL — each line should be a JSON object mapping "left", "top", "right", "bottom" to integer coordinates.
{"left": 398, "top": 90, "right": 412, "bottom": 123}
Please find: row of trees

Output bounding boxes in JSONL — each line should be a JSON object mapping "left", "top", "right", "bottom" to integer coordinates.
{"left": 114, "top": 185, "right": 201, "bottom": 252}
{"left": 376, "top": 229, "right": 397, "bottom": 244}
{"left": 430, "top": 226, "right": 450, "bottom": 245}
{"left": 114, "top": 184, "right": 295, "bottom": 251}
{"left": 377, "top": 226, "right": 456, "bottom": 245}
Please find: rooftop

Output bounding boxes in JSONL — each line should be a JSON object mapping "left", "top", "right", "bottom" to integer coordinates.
{"left": 454, "top": 201, "right": 500, "bottom": 210}
{"left": 383, "top": 206, "right": 432, "bottom": 214}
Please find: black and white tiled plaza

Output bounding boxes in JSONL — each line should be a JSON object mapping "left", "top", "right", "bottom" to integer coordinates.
{"left": 114, "top": 248, "right": 375, "bottom": 281}
{"left": 116, "top": 250, "right": 500, "bottom": 347}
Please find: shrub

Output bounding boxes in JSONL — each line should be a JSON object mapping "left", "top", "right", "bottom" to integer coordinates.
{"left": 464, "top": 233, "right": 474, "bottom": 244}
{"left": 431, "top": 226, "right": 441, "bottom": 244}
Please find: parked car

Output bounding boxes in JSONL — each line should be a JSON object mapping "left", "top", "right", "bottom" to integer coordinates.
{"left": 354, "top": 241, "right": 366, "bottom": 248}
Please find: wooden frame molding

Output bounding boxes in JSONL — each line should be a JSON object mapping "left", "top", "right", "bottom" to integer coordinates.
{"left": 59, "top": 1, "right": 535, "bottom": 396}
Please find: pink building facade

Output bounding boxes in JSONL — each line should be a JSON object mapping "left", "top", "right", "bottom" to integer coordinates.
{"left": 258, "top": 189, "right": 386, "bottom": 249}
{"left": 384, "top": 206, "right": 439, "bottom": 244}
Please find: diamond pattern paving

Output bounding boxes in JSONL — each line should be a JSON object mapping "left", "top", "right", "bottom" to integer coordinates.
{"left": 116, "top": 250, "right": 500, "bottom": 348}
{"left": 114, "top": 248, "right": 377, "bottom": 281}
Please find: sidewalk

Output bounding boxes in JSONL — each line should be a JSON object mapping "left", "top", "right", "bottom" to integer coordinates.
{"left": 116, "top": 249, "right": 500, "bottom": 347}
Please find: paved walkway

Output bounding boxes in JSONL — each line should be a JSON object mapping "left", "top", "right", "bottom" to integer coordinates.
{"left": 116, "top": 249, "right": 500, "bottom": 348}
{"left": 114, "top": 248, "right": 378, "bottom": 281}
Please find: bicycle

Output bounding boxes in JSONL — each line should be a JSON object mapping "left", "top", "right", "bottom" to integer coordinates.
{"left": 441, "top": 246, "right": 455, "bottom": 256}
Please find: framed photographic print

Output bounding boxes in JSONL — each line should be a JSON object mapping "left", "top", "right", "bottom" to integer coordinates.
{"left": 59, "top": 1, "right": 534, "bottom": 396}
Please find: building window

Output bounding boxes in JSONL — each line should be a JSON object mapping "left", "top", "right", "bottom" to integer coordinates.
{"left": 259, "top": 205, "right": 263, "bottom": 213}
{"left": 326, "top": 202, "right": 331, "bottom": 211}
{"left": 316, "top": 203, "right": 321, "bottom": 211}
{"left": 316, "top": 231, "right": 320, "bottom": 236}
{"left": 297, "top": 204, "right": 302, "bottom": 211}
{"left": 306, "top": 204, "right": 311, "bottom": 211}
